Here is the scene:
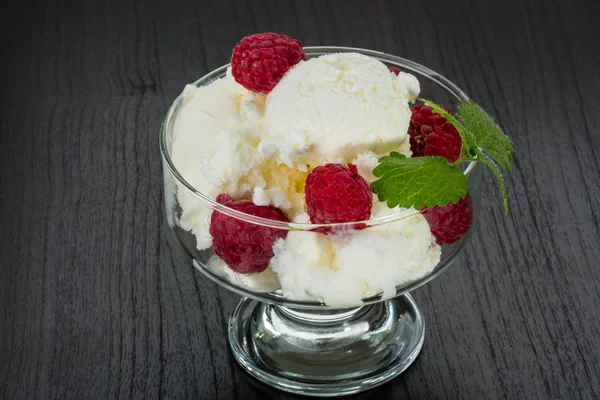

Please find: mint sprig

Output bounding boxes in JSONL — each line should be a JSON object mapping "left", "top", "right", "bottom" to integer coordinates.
{"left": 371, "top": 152, "right": 467, "bottom": 210}
{"left": 456, "top": 100, "right": 513, "bottom": 171}
{"left": 371, "top": 98, "right": 514, "bottom": 213}
{"left": 476, "top": 151, "right": 509, "bottom": 212}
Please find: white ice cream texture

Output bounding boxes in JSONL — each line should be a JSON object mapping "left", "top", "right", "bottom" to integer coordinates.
{"left": 171, "top": 53, "right": 441, "bottom": 304}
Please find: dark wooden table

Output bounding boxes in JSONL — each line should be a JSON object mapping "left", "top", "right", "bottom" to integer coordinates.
{"left": 2, "top": 0, "right": 599, "bottom": 399}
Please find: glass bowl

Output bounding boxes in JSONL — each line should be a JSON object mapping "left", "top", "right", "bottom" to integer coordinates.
{"left": 161, "top": 47, "right": 482, "bottom": 397}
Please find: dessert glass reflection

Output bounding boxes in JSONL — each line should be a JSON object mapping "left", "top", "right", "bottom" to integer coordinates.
{"left": 161, "top": 47, "right": 482, "bottom": 397}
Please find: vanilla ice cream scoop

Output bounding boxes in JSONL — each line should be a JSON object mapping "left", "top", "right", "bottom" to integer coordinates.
{"left": 270, "top": 205, "right": 440, "bottom": 307}
{"left": 172, "top": 72, "right": 264, "bottom": 250}
{"left": 261, "top": 52, "right": 420, "bottom": 169}
{"left": 172, "top": 75, "right": 247, "bottom": 184}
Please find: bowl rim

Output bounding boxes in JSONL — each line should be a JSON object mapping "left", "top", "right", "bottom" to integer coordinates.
{"left": 160, "top": 46, "right": 479, "bottom": 230}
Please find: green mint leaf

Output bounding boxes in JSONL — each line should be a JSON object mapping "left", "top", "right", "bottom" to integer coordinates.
{"left": 420, "top": 98, "right": 514, "bottom": 212}
{"left": 456, "top": 100, "right": 514, "bottom": 171}
{"left": 371, "top": 99, "right": 513, "bottom": 213}
{"left": 475, "top": 151, "right": 509, "bottom": 213}
{"left": 371, "top": 152, "right": 468, "bottom": 209}
{"left": 420, "top": 98, "right": 477, "bottom": 156}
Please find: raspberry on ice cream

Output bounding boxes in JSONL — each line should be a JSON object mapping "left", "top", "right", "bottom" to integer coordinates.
{"left": 305, "top": 164, "right": 372, "bottom": 226}
{"left": 231, "top": 33, "right": 306, "bottom": 94}
{"left": 421, "top": 194, "right": 473, "bottom": 244}
{"left": 209, "top": 194, "right": 290, "bottom": 273}
{"left": 408, "top": 104, "right": 462, "bottom": 163}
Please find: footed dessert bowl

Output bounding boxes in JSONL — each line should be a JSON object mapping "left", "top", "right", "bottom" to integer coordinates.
{"left": 161, "top": 47, "right": 482, "bottom": 397}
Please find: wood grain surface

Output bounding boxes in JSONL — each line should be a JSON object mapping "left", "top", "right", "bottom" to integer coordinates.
{"left": 1, "top": 0, "right": 599, "bottom": 399}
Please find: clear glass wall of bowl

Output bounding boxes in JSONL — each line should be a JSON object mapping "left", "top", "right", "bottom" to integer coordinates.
{"left": 161, "top": 47, "right": 482, "bottom": 397}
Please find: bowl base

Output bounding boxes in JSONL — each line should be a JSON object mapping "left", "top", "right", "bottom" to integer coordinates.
{"left": 228, "top": 294, "right": 425, "bottom": 397}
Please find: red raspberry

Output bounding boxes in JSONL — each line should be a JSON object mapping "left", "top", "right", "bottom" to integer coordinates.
{"left": 421, "top": 194, "right": 473, "bottom": 244}
{"left": 408, "top": 104, "right": 462, "bottom": 163}
{"left": 210, "top": 194, "right": 289, "bottom": 274}
{"left": 388, "top": 65, "right": 402, "bottom": 75}
{"left": 230, "top": 33, "right": 306, "bottom": 93}
{"left": 305, "top": 164, "right": 372, "bottom": 229}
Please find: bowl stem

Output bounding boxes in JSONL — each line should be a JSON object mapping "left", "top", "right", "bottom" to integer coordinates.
{"left": 228, "top": 294, "right": 425, "bottom": 397}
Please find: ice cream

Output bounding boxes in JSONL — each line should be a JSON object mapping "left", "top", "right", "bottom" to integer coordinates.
{"left": 172, "top": 70, "right": 307, "bottom": 251}
{"left": 171, "top": 52, "right": 441, "bottom": 304}
{"left": 261, "top": 53, "right": 419, "bottom": 169}
{"left": 271, "top": 205, "right": 440, "bottom": 307}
